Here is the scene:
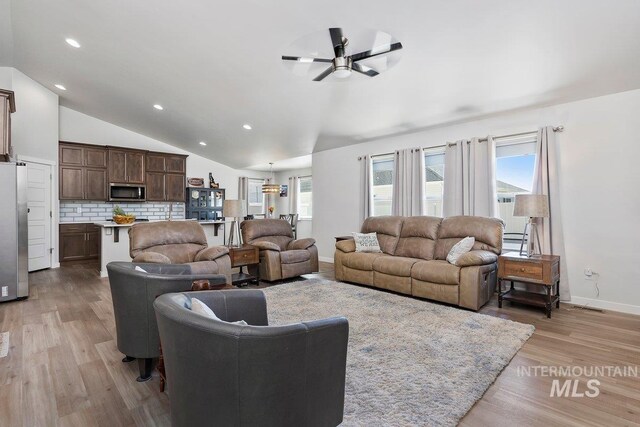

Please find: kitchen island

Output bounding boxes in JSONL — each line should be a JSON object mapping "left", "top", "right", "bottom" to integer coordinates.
{"left": 94, "top": 219, "right": 231, "bottom": 277}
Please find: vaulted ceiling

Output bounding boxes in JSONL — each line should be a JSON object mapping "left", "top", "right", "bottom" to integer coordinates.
{"left": 2, "top": 0, "right": 640, "bottom": 169}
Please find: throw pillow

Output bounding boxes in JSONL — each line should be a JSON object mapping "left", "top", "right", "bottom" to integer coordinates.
{"left": 352, "top": 232, "right": 382, "bottom": 253}
{"left": 190, "top": 297, "right": 248, "bottom": 326}
{"left": 134, "top": 266, "right": 148, "bottom": 273}
{"left": 447, "top": 236, "right": 475, "bottom": 265}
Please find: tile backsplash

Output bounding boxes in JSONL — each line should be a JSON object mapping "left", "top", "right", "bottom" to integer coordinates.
{"left": 59, "top": 202, "right": 186, "bottom": 223}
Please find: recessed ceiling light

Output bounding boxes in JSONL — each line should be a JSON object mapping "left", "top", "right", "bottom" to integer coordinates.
{"left": 54, "top": 84, "right": 66, "bottom": 91}
{"left": 243, "top": 124, "right": 252, "bottom": 130}
{"left": 199, "top": 141, "right": 207, "bottom": 146}
{"left": 65, "top": 38, "right": 81, "bottom": 48}
{"left": 153, "top": 104, "right": 163, "bottom": 110}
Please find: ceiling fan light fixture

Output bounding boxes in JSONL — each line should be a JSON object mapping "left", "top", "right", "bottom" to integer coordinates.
{"left": 332, "top": 56, "right": 352, "bottom": 79}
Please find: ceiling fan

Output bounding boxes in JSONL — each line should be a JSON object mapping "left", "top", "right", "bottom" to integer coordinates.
{"left": 282, "top": 28, "right": 403, "bottom": 81}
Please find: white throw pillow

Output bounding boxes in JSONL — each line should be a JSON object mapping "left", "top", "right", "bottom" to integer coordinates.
{"left": 352, "top": 232, "right": 382, "bottom": 253}
{"left": 446, "top": 237, "right": 475, "bottom": 265}
{"left": 190, "top": 297, "right": 248, "bottom": 326}
{"left": 134, "top": 266, "right": 148, "bottom": 273}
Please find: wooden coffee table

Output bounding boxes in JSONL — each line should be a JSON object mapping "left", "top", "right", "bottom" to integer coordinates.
{"left": 498, "top": 252, "right": 560, "bottom": 318}
{"left": 229, "top": 244, "right": 260, "bottom": 286}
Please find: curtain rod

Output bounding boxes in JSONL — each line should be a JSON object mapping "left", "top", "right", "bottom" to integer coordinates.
{"left": 358, "top": 125, "right": 564, "bottom": 160}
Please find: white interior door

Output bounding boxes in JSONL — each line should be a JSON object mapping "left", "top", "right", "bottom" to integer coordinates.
{"left": 26, "top": 162, "right": 52, "bottom": 271}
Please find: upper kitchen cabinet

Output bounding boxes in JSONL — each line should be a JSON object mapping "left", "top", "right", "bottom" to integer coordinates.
{"left": 59, "top": 142, "right": 108, "bottom": 201}
{"left": 145, "top": 151, "right": 187, "bottom": 202}
{"left": 1, "top": 89, "right": 16, "bottom": 162}
{"left": 108, "top": 148, "right": 145, "bottom": 184}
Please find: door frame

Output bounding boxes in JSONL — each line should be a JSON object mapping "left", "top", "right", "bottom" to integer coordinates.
{"left": 17, "top": 155, "right": 57, "bottom": 269}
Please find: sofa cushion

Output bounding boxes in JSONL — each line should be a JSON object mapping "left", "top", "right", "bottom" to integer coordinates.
{"left": 280, "top": 250, "right": 311, "bottom": 264}
{"left": 342, "top": 252, "right": 388, "bottom": 271}
{"left": 129, "top": 220, "right": 207, "bottom": 258}
{"left": 241, "top": 219, "right": 294, "bottom": 251}
{"left": 394, "top": 216, "right": 442, "bottom": 260}
{"left": 353, "top": 232, "right": 382, "bottom": 253}
{"left": 361, "top": 216, "right": 404, "bottom": 255}
{"left": 411, "top": 260, "right": 460, "bottom": 285}
{"left": 143, "top": 243, "right": 206, "bottom": 264}
{"left": 434, "top": 216, "right": 504, "bottom": 260}
{"left": 373, "top": 256, "right": 420, "bottom": 277}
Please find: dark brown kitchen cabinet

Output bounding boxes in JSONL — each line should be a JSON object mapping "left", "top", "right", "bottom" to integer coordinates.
{"left": 59, "top": 224, "right": 101, "bottom": 262}
{"left": 59, "top": 142, "right": 108, "bottom": 201}
{"left": 108, "top": 148, "right": 145, "bottom": 184}
{"left": 145, "top": 152, "right": 187, "bottom": 202}
{"left": 1, "top": 89, "right": 16, "bottom": 162}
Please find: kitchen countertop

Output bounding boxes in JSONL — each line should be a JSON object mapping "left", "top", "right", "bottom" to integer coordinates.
{"left": 93, "top": 219, "right": 231, "bottom": 228}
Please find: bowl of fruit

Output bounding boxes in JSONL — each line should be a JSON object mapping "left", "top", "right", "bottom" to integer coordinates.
{"left": 112, "top": 205, "right": 136, "bottom": 224}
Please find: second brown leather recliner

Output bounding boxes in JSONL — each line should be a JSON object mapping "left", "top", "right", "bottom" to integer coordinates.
{"left": 241, "top": 219, "right": 319, "bottom": 281}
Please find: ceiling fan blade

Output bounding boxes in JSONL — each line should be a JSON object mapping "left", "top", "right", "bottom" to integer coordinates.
{"left": 351, "top": 42, "right": 403, "bottom": 62}
{"left": 329, "top": 28, "right": 345, "bottom": 57}
{"left": 281, "top": 55, "right": 332, "bottom": 63}
{"left": 313, "top": 66, "right": 334, "bottom": 81}
{"left": 352, "top": 62, "right": 379, "bottom": 77}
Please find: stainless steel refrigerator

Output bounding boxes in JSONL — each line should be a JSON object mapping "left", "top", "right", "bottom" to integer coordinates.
{"left": 0, "top": 162, "right": 28, "bottom": 302}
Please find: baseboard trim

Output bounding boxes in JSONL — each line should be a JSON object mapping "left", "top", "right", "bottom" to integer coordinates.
{"left": 569, "top": 296, "right": 640, "bottom": 315}
{"left": 52, "top": 262, "right": 60, "bottom": 269}
{"left": 319, "top": 256, "right": 334, "bottom": 264}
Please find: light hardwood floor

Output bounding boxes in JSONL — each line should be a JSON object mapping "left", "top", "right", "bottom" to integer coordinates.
{"left": 0, "top": 261, "right": 638, "bottom": 426}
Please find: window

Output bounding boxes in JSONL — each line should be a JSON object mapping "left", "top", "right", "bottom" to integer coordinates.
{"left": 297, "top": 176, "right": 312, "bottom": 219}
{"left": 424, "top": 150, "right": 445, "bottom": 217}
{"left": 247, "top": 178, "right": 265, "bottom": 214}
{"left": 495, "top": 136, "right": 537, "bottom": 242}
{"left": 372, "top": 154, "right": 394, "bottom": 216}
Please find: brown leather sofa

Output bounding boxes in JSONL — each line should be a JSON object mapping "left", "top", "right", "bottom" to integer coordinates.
{"left": 128, "top": 221, "right": 232, "bottom": 284}
{"left": 241, "top": 219, "right": 319, "bottom": 281}
{"left": 334, "top": 215, "right": 504, "bottom": 310}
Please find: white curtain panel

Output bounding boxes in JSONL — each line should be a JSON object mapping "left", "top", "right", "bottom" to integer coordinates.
{"left": 359, "top": 155, "right": 373, "bottom": 224}
{"left": 392, "top": 148, "right": 425, "bottom": 216}
{"left": 468, "top": 137, "right": 499, "bottom": 217}
{"left": 288, "top": 176, "right": 300, "bottom": 215}
{"left": 238, "top": 176, "right": 248, "bottom": 214}
{"left": 443, "top": 138, "right": 498, "bottom": 217}
{"left": 443, "top": 140, "right": 466, "bottom": 217}
{"left": 532, "top": 126, "right": 570, "bottom": 300}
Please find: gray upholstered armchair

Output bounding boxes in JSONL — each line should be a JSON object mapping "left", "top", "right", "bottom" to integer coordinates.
{"left": 240, "top": 219, "right": 319, "bottom": 281}
{"left": 106, "top": 262, "right": 227, "bottom": 382}
{"left": 154, "top": 290, "right": 349, "bottom": 427}
{"left": 128, "top": 220, "right": 232, "bottom": 284}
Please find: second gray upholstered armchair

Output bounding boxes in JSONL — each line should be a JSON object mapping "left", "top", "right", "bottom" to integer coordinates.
{"left": 107, "top": 262, "right": 227, "bottom": 382}
{"left": 154, "top": 290, "right": 349, "bottom": 427}
{"left": 240, "top": 219, "right": 319, "bottom": 281}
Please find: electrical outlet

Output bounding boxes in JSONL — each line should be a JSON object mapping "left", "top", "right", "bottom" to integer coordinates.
{"left": 584, "top": 268, "right": 593, "bottom": 278}
{"left": 1, "top": 286, "right": 7, "bottom": 297}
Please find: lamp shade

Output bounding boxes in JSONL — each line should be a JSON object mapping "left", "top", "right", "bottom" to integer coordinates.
{"left": 513, "top": 194, "right": 550, "bottom": 218}
{"left": 223, "top": 199, "right": 243, "bottom": 218}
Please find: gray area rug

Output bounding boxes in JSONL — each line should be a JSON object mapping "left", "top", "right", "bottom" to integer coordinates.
{"left": 263, "top": 279, "right": 534, "bottom": 427}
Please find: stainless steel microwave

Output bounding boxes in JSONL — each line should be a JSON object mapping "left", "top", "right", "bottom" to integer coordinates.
{"left": 109, "top": 183, "right": 146, "bottom": 202}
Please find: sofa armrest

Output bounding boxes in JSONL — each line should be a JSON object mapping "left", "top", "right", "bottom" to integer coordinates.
{"left": 132, "top": 251, "right": 172, "bottom": 264}
{"left": 335, "top": 239, "right": 356, "bottom": 253}
{"left": 287, "top": 238, "right": 316, "bottom": 250}
{"left": 195, "top": 246, "right": 230, "bottom": 262}
{"left": 251, "top": 241, "right": 281, "bottom": 252}
{"left": 455, "top": 250, "right": 498, "bottom": 267}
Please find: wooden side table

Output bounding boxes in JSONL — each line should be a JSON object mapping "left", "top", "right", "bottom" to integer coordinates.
{"left": 498, "top": 252, "right": 560, "bottom": 318}
{"left": 229, "top": 244, "right": 260, "bottom": 286}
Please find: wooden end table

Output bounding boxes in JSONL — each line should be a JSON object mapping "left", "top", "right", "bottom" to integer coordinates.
{"left": 229, "top": 244, "right": 260, "bottom": 286}
{"left": 498, "top": 252, "right": 560, "bottom": 318}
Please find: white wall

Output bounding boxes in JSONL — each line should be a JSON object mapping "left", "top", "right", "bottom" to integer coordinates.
{"left": 313, "top": 88, "right": 640, "bottom": 313}
{"left": 273, "top": 167, "right": 313, "bottom": 239}
{"left": 1, "top": 67, "right": 61, "bottom": 267}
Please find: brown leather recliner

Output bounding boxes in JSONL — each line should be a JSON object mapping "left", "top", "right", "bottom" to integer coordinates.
{"left": 241, "top": 219, "right": 319, "bottom": 281}
{"left": 128, "top": 221, "right": 232, "bottom": 284}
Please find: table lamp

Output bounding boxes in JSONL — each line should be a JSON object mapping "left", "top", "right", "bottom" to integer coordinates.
{"left": 223, "top": 199, "right": 244, "bottom": 248}
{"left": 513, "top": 194, "right": 549, "bottom": 257}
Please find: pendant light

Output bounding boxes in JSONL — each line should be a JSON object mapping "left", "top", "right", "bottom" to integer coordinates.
{"left": 262, "top": 162, "right": 280, "bottom": 194}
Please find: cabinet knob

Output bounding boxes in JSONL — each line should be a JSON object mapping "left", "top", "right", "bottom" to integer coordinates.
{"left": 520, "top": 267, "right": 525, "bottom": 272}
